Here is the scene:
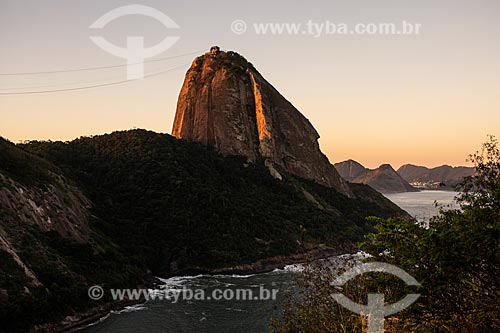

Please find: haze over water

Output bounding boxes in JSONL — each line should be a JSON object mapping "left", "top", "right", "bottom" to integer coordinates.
{"left": 384, "top": 190, "right": 458, "bottom": 222}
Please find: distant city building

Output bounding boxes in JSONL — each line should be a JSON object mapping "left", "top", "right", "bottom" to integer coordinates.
{"left": 209, "top": 45, "right": 220, "bottom": 56}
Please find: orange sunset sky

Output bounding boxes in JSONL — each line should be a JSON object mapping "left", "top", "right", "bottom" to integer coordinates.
{"left": 1, "top": 0, "right": 499, "bottom": 169}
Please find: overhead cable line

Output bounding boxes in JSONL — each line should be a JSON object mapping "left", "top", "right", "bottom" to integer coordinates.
{"left": 0, "top": 63, "right": 190, "bottom": 95}
{"left": 0, "top": 49, "right": 203, "bottom": 76}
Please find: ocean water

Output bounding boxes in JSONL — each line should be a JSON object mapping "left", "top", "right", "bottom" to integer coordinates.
{"left": 80, "top": 267, "right": 298, "bottom": 333}
{"left": 82, "top": 191, "right": 455, "bottom": 333}
{"left": 384, "top": 190, "right": 458, "bottom": 222}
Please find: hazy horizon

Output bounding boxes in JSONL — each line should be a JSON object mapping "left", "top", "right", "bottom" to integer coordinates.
{"left": 0, "top": 127, "right": 477, "bottom": 171}
{"left": 1, "top": 0, "right": 499, "bottom": 169}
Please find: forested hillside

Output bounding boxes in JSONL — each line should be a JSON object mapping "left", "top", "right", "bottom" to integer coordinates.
{"left": 0, "top": 130, "right": 405, "bottom": 331}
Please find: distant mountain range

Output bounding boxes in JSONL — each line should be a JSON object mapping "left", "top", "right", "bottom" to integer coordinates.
{"left": 335, "top": 160, "right": 475, "bottom": 193}
{"left": 334, "top": 160, "right": 417, "bottom": 193}
{"left": 397, "top": 164, "right": 475, "bottom": 189}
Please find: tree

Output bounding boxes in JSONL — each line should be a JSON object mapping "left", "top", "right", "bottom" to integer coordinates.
{"left": 458, "top": 134, "right": 500, "bottom": 210}
{"left": 272, "top": 136, "right": 500, "bottom": 332}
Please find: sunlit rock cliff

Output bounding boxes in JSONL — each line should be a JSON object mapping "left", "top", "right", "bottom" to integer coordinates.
{"left": 172, "top": 47, "right": 351, "bottom": 195}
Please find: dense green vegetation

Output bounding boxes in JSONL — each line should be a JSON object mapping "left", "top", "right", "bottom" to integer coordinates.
{"left": 0, "top": 129, "right": 404, "bottom": 332}
{"left": 24, "top": 130, "right": 402, "bottom": 273}
{"left": 273, "top": 136, "right": 500, "bottom": 332}
{"left": 0, "top": 137, "right": 57, "bottom": 185}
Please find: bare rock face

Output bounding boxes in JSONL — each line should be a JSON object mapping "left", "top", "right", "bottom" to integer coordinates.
{"left": 0, "top": 172, "right": 91, "bottom": 244}
{"left": 334, "top": 159, "right": 366, "bottom": 181}
{"left": 0, "top": 138, "right": 93, "bottom": 290}
{"left": 172, "top": 49, "right": 351, "bottom": 195}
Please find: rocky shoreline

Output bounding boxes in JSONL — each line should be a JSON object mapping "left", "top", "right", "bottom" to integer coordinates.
{"left": 173, "top": 243, "right": 357, "bottom": 277}
{"left": 33, "top": 299, "right": 145, "bottom": 333}
{"left": 35, "top": 244, "right": 356, "bottom": 333}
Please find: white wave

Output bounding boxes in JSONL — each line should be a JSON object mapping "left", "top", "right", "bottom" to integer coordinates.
{"left": 225, "top": 307, "right": 245, "bottom": 312}
{"left": 157, "top": 272, "right": 257, "bottom": 288}
{"left": 271, "top": 263, "right": 305, "bottom": 274}
{"left": 340, "top": 250, "right": 371, "bottom": 259}
{"left": 78, "top": 304, "right": 145, "bottom": 331}
{"left": 157, "top": 274, "right": 204, "bottom": 285}
{"left": 283, "top": 263, "right": 305, "bottom": 272}
{"left": 213, "top": 273, "right": 256, "bottom": 278}
{"left": 81, "top": 313, "right": 110, "bottom": 329}
{"left": 111, "top": 304, "right": 147, "bottom": 315}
